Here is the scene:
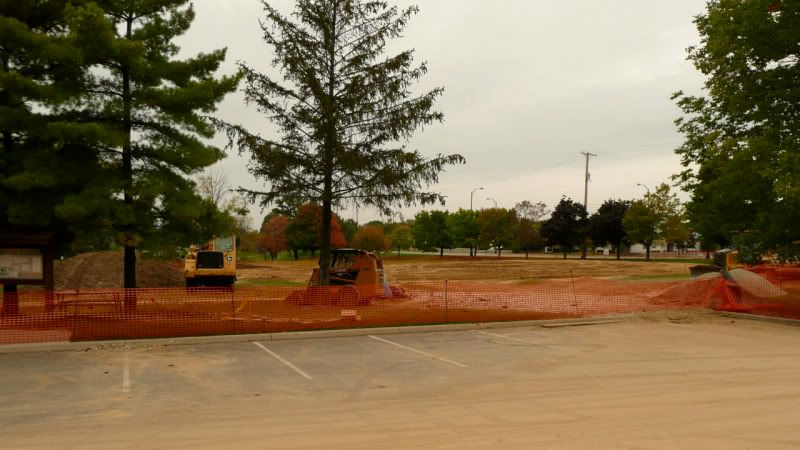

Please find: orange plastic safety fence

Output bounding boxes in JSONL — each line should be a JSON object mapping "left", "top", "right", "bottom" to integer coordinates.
{"left": 715, "top": 267, "right": 800, "bottom": 319}
{"left": 0, "top": 276, "right": 741, "bottom": 345}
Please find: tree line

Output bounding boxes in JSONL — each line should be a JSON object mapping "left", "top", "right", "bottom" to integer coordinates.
{"left": 256, "top": 183, "right": 691, "bottom": 261}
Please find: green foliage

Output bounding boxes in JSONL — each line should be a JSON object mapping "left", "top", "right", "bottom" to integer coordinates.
{"left": 514, "top": 201, "right": 548, "bottom": 257}
{"left": 674, "top": 0, "right": 800, "bottom": 262}
{"left": 588, "top": 199, "right": 630, "bottom": 260}
{"left": 339, "top": 218, "right": 358, "bottom": 245}
{"left": 623, "top": 184, "right": 684, "bottom": 260}
{"left": 447, "top": 209, "right": 479, "bottom": 255}
{"left": 541, "top": 197, "right": 587, "bottom": 259}
{"left": 623, "top": 201, "right": 659, "bottom": 260}
{"left": 388, "top": 224, "right": 414, "bottom": 256}
{"left": 0, "top": 1, "right": 108, "bottom": 240}
{"left": 214, "top": 0, "right": 464, "bottom": 283}
{"left": 477, "top": 207, "right": 517, "bottom": 256}
{"left": 413, "top": 210, "right": 452, "bottom": 256}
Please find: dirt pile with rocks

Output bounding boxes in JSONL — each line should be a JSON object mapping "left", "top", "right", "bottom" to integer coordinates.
{"left": 55, "top": 252, "right": 183, "bottom": 290}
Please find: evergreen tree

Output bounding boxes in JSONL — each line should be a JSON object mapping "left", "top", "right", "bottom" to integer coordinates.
{"left": 0, "top": 1, "right": 107, "bottom": 240}
{"left": 217, "top": 0, "right": 464, "bottom": 284}
{"left": 64, "top": 1, "right": 240, "bottom": 303}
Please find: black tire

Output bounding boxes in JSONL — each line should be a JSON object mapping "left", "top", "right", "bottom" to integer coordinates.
{"left": 335, "top": 285, "right": 360, "bottom": 307}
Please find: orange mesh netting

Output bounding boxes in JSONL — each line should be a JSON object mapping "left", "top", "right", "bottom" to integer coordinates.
{"left": 0, "top": 276, "right": 741, "bottom": 345}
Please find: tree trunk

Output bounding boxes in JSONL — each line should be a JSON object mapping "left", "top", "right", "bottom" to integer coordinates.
{"left": 646, "top": 244, "right": 651, "bottom": 261}
{"left": 616, "top": 242, "right": 622, "bottom": 260}
{"left": 439, "top": 247, "right": 444, "bottom": 258}
{"left": 293, "top": 249, "right": 299, "bottom": 261}
{"left": 525, "top": 249, "right": 529, "bottom": 259}
{"left": 563, "top": 248, "right": 568, "bottom": 260}
{"left": 122, "top": 16, "right": 137, "bottom": 314}
{"left": 318, "top": 3, "right": 338, "bottom": 287}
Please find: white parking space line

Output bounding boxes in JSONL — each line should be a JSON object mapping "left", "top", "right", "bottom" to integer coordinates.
{"left": 253, "top": 342, "right": 313, "bottom": 380}
{"left": 478, "top": 330, "right": 580, "bottom": 353}
{"left": 368, "top": 335, "right": 468, "bottom": 368}
{"left": 122, "top": 352, "right": 131, "bottom": 393}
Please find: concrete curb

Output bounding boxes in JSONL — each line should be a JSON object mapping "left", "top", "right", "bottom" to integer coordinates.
{"left": 718, "top": 311, "right": 800, "bottom": 327}
{"left": 0, "top": 316, "right": 630, "bottom": 354}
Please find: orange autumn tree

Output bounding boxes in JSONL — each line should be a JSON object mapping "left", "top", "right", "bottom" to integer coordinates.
{"left": 352, "top": 225, "right": 389, "bottom": 253}
{"left": 260, "top": 215, "right": 289, "bottom": 261}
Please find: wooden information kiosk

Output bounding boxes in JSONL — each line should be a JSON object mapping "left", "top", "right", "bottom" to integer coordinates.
{"left": 0, "top": 229, "right": 57, "bottom": 317}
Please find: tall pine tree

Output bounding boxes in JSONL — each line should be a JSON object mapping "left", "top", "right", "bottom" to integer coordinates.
{"left": 0, "top": 1, "right": 108, "bottom": 236}
{"left": 66, "top": 1, "right": 240, "bottom": 303}
{"left": 218, "top": 0, "right": 464, "bottom": 285}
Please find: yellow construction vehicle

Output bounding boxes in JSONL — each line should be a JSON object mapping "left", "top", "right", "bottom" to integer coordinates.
{"left": 184, "top": 236, "right": 237, "bottom": 287}
{"left": 286, "top": 249, "right": 403, "bottom": 306}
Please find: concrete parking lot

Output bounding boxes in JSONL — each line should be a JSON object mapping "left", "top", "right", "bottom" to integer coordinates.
{"left": 2, "top": 313, "right": 800, "bottom": 449}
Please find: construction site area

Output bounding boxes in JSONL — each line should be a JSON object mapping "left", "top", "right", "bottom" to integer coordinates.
{"left": 2, "top": 250, "right": 800, "bottom": 449}
{"left": 1, "top": 251, "right": 799, "bottom": 344}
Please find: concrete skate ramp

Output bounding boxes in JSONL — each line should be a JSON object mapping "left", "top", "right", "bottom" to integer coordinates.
{"left": 729, "top": 269, "right": 787, "bottom": 298}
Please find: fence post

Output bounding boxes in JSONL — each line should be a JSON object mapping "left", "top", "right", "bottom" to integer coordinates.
{"left": 445, "top": 280, "right": 448, "bottom": 323}
{"left": 231, "top": 287, "right": 236, "bottom": 335}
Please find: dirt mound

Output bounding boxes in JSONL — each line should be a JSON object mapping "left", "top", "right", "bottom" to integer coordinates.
{"left": 55, "top": 252, "right": 183, "bottom": 290}
{"left": 728, "top": 269, "right": 787, "bottom": 298}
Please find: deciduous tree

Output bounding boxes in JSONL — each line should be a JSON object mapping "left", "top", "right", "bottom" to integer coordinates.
{"left": 674, "top": 0, "right": 800, "bottom": 262}
{"left": 447, "top": 209, "right": 479, "bottom": 256}
{"left": 216, "top": 0, "right": 464, "bottom": 284}
{"left": 478, "top": 208, "right": 517, "bottom": 257}
{"left": 413, "top": 210, "right": 452, "bottom": 257}
{"left": 352, "top": 225, "right": 388, "bottom": 253}
{"left": 388, "top": 224, "right": 414, "bottom": 256}
{"left": 588, "top": 199, "right": 630, "bottom": 260}
{"left": 623, "top": 201, "right": 659, "bottom": 261}
{"left": 541, "top": 198, "right": 587, "bottom": 259}
{"left": 260, "top": 215, "right": 289, "bottom": 261}
{"left": 515, "top": 201, "right": 548, "bottom": 258}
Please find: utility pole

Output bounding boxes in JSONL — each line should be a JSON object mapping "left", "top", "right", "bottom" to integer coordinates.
{"left": 580, "top": 152, "right": 597, "bottom": 260}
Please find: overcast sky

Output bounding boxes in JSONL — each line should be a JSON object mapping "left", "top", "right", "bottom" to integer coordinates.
{"left": 179, "top": 0, "right": 707, "bottom": 226}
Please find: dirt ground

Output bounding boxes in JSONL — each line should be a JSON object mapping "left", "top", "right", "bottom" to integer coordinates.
{"left": 53, "top": 252, "right": 183, "bottom": 290}
{"left": 46, "top": 252, "right": 695, "bottom": 290}
{"left": 2, "top": 313, "right": 800, "bottom": 449}
{"left": 238, "top": 256, "right": 695, "bottom": 284}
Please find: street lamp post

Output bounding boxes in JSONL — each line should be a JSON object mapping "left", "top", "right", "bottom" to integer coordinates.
{"left": 470, "top": 187, "right": 483, "bottom": 210}
{"left": 486, "top": 197, "right": 497, "bottom": 208}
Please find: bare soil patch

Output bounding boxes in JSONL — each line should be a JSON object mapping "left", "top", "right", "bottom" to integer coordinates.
{"left": 237, "top": 256, "right": 693, "bottom": 284}
{"left": 53, "top": 252, "right": 183, "bottom": 290}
